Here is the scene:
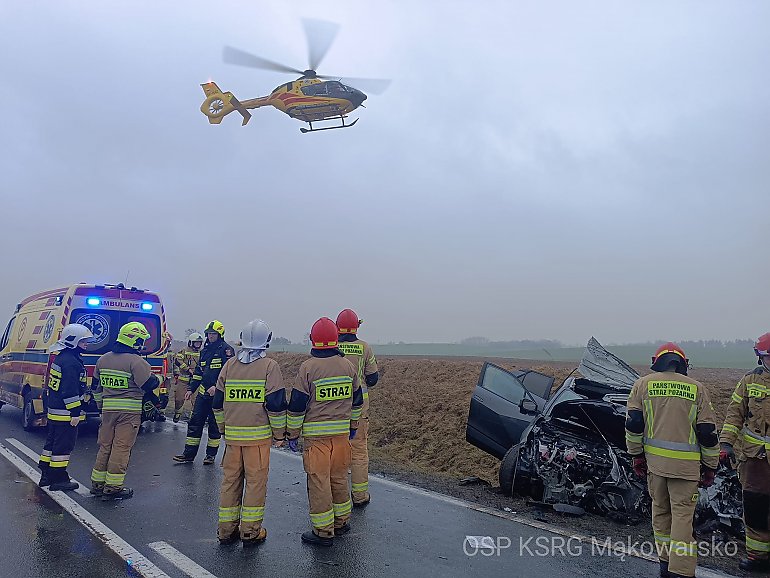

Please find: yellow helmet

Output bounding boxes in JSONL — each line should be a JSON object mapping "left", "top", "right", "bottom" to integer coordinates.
{"left": 205, "top": 320, "right": 225, "bottom": 339}
{"left": 116, "top": 322, "right": 151, "bottom": 350}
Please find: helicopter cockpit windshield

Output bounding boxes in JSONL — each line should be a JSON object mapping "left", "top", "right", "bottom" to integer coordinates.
{"left": 301, "top": 81, "right": 353, "bottom": 97}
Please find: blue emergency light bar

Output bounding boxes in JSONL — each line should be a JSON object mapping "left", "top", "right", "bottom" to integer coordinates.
{"left": 141, "top": 303, "right": 153, "bottom": 311}
{"left": 87, "top": 297, "right": 101, "bottom": 307}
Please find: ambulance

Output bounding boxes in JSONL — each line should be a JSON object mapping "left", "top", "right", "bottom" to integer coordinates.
{"left": 0, "top": 283, "right": 169, "bottom": 430}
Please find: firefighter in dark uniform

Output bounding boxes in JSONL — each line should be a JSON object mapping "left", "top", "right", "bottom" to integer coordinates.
{"left": 173, "top": 320, "right": 234, "bottom": 464}
{"left": 39, "top": 324, "right": 93, "bottom": 491}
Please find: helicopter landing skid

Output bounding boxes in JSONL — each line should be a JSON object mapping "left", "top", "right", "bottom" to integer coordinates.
{"left": 300, "top": 116, "right": 358, "bottom": 133}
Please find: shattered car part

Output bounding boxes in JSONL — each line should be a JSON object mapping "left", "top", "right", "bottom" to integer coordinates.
{"left": 466, "top": 337, "right": 744, "bottom": 531}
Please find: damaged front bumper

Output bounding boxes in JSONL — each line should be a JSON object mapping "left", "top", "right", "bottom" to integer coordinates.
{"left": 513, "top": 410, "right": 744, "bottom": 534}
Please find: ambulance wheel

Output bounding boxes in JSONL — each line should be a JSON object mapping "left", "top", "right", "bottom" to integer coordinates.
{"left": 22, "top": 394, "right": 36, "bottom": 431}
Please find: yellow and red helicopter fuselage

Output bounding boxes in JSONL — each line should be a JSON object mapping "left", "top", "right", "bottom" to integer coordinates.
{"left": 200, "top": 77, "right": 366, "bottom": 132}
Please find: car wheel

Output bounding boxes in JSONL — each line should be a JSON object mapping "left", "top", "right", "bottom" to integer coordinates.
{"left": 22, "top": 395, "right": 36, "bottom": 431}
{"left": 498, "top": 445, "right": 518, "bottom": 496}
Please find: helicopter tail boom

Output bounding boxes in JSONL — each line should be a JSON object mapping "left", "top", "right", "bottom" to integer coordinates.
{"left": 200, "top": 81, "right": 252, "bottom": 126}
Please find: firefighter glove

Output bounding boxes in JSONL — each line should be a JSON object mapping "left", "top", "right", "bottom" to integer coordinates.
{"left": 287, "top": 438, "right": 299, "bottom": 453}
{"left": 143, "top": 400, "right": 160, "bottom": 421}
{"left": 719, "top": 443, "right": 736, "bottom": 467}
{"left": 70, "top": 416, "right": 80, "bottom": 427}
{"left": 699, "top": 466, "right": 716, "bottom": 488}
{"left": 632, "top": 456, "right": 647, "bottom": 478}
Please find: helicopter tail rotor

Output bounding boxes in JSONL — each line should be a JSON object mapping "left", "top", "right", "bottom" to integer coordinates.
{"left": 200, "top": 81, "right": 252, "bottom": 126}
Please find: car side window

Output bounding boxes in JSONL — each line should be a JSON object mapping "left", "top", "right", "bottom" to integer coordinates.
{"left": 481, "top": 364, "right": 526, "bottom": 404}
{"left": 0, "top": 317, "right": 16, "bottom": 351}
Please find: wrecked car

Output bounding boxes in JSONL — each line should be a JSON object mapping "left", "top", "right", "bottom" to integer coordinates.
{"left": 466, "top": 337, "right": 743, "bottom": 533}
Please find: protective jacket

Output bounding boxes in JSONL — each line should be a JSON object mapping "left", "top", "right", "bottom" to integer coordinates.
{"left": 46, "top": 348, "right": 86, "bottom": 421}
{"left": 190, "top": 338, "right": 234, "bottom": 395}
{"left": 625, "top": 371, "right": 719, "bottom": 481}
{"left": 212, "top": 356, "right": 287, "bottom": 444}
{"left": 287, "top": 349, "right": 363, "bottom": 439}
{"left": 175, "top": 347, "right": 200, "bottom": 384}
{"left": 337, "top": 334, "right": 378, "bottom": 418}
{"left": 93, "top": 343, "right": 159, "bottom": 414}
{"left": 720, "top": 367, "right": 770, "bottom": 462}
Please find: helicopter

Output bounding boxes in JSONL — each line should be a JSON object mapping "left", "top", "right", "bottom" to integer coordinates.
{"left": 200, "top": 19, "right": 390, "bottom": 133}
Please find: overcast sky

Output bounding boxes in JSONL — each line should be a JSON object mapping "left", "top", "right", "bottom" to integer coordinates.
{"left": 1, "top": 1, "right": 768, "bottom": 345}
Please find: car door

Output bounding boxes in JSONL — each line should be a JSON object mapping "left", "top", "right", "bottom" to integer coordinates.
{"left": 466, "top": 363, "right": 549, "bottom": 459}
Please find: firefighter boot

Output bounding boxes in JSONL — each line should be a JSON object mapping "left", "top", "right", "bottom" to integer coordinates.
{"left": 173, "top": 454, "right": 195, "bottom": 463}
{"left": 102, "top": 487, "right": 134, "bottom": 501}
{"left": 659, "top": 561, "right": 670, "bottom": 578}
{"left": 203, "top": 455, "right": 216, "bottom": 465}
{"left": 334, "top": 523, "right": 351, "bottom": 536}
{"left": 301, "top": 530, "right": 333, "bottom": 547}
{"left": 739, "top": 558, "right": 770, "bottom": 572}
{"left": 218, "top": 529, "right": 240, "bottom": 546}
{"left": 50, "top": 480, "right": 79, "bottom": 492}
{"left": 242, "top": 527, "right": 267, "bottom": 547}
{"left": 38, "top": 467, "right": 51, "bottom": 488}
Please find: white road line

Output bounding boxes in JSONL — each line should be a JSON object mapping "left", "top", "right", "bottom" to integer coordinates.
{"left": 149, "top": 541, "right": 219, "bottom": 578}
{"left": 0, "top": 441, "right": 170, "bottom": 578}
{"left": 6, "top": 437, "right": 92, "bottom": 497}
{"left": 270, "top": 448, "right": 736, "bottom": 578}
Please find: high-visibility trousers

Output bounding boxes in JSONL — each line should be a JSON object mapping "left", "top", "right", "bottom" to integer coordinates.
{"left": 174, "top": 379, "right": 197, "bottom": 415}
{"left": 91, "top": 411, "right": 141, "bottom": 494}
{"left": 39, "top": 421, "right": 78, "bottom": 483}
{"left": 648, "top": 473, "right": 699, "bottom": 577}
{"left": 182, "top": 394, "right": 221, "bottom": 458}
{"left": 303, "top": 435, "right": 352, "bottom": 538}
{"left": 350, "top": 418, "right": 370, "bottom": 504}
{"left": 218, "top": 441, "right": 270, "bottom": 540}
{"left": 739, "top": 457, "right": 770, "bottom": 560}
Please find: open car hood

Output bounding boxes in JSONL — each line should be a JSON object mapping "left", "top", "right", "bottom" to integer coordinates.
{"left": 548, "top": 399, "right": 627, "bottom": 449}
{"left": 578, "top": 337, "right": 640, "bottom": 390}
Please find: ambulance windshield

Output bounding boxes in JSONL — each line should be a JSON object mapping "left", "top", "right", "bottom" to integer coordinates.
{"left": 70, "top": 309, "right": 161, "bottom": 355}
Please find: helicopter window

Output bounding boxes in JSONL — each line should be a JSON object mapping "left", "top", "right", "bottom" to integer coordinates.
{"left": 300, "top": 83, "right": 329, "bottom": 96}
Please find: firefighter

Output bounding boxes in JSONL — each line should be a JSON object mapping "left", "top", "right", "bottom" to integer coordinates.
{"left": 173, "top": 332, "right": 203, "bottom": 422}
{"left": 158, "top": 332, "right": 173, "bottom": 413}
{"left": 38, "top": 324, "right": 93, "bottom": 491}
{"left": 625, "top": 343, "right": 719, "bottom": 578}
{"left": 288, "top": 317, "right": 363, "bottom": 547}
{"left": 719, "top": 333, "right": 770, "bottom": 572}
{"left": 212, "top": 319, "right": 286, "bottom": 546}
{"left": 173, "top": 320, "right": 234, "bottom": 465}
{"left": 90, "top": 322, "right": 160, "bottom": 500}
{"left": 335, "top": 308, "right": 378, "bottom": 507}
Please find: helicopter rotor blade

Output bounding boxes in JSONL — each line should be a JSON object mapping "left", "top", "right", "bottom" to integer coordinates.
{"left": 302, "top": 18, "right": 340, "bottom": 71}
{"left": 318, "top": 75, "right": 392, "bottom": 95}
{"left": 223, "top": 46, "right": 304, "bottom": 75}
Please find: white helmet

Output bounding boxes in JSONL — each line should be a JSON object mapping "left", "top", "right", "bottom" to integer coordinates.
{"left": 238, "top": 319, "right": 272, "bottom": 363}
{"left": 241, "top": 319, "right": 272, "bottom": 350}
{"left": 188, "top": 332, "right": 204, "bottom": 348}
{"left": 50, "top": 324, "right": 94, "bottom": 353}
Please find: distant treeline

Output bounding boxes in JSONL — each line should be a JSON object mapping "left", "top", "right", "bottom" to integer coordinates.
{"left": 272, "top": 338, "right": 757, "bottom": 369}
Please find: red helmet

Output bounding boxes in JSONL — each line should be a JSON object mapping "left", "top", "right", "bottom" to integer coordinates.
{"left": 651, "top": 342, "right": 688, "bottom": 372}
{"left": 336, "top": 309, "right": 362, "bottom": 334}
{"left": 754, "top": 333, "right": 770, "bottom": 357}
{"left": 310, "top": 317, "right": 338, "bottom": 349}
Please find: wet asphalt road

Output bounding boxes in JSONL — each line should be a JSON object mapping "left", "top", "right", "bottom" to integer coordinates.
{"left": 0, "top": 457, "right": 130, "bottom": 578}
{"left": 0, "top": 405, "right": 659, "bottom": 578}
